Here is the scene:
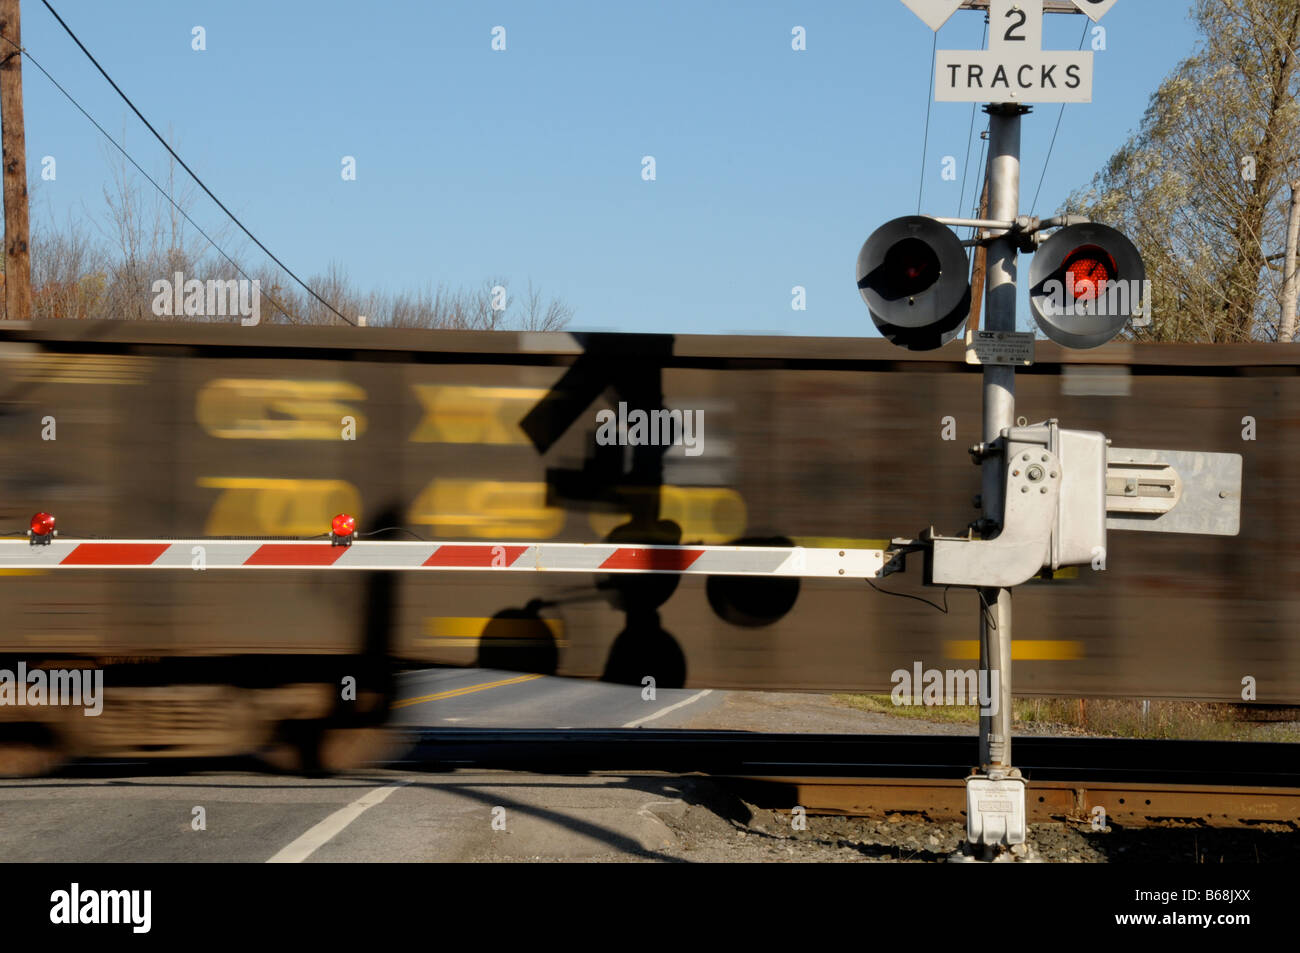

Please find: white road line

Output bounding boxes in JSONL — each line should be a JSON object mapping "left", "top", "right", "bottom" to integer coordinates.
{"left": 266, "top": 782, "right": 410, "bottom": 863}
{"left": 622, "top": 689, "right": 713, "bottom": 728}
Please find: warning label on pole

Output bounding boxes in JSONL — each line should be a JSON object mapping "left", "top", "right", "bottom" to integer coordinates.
{"left": 936, "top": 50, "right": 1094, "bottom": 103}
{"left": 964, "top": 329, "right": 1036, "bottom": 366}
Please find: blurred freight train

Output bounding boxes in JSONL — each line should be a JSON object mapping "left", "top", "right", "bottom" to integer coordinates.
{"left": 0, "top": 320, "right": 1295, "bottom": 768}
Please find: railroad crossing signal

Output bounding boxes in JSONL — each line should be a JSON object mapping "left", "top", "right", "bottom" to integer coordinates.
{"left": 1028, "top": 222, "right": 1147, "bottom": 348}
{"left": 857, "top": 215, "right": 1148, "bottom": 352}
{"left": 883, "top": 0, "right": 1221, "bottom": 856}
{"left": 856, "top": 216, "right": 971, "bottom": 351}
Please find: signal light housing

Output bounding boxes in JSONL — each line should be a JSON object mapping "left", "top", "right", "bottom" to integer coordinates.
{"left": 29, "top": 512, "right": 56, "bottom": 545}
{"left": 330, "top": 513, "right": 356, "bottom": 546}
{"left": 857, "top": 216, "right": 971, "bottom": 351}
{"left": 1029, "top": 223, "right": 1146, "bottom": 349}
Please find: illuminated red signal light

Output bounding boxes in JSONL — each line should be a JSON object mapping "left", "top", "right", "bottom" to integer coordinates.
{"left": 1062, "top": 245, "right": 1117, "bottom": 302}
{"left": 1029, "top": 222, "right": 1146, "bottom": 349}
{"left": 29, "top": 512, "right": 56, "bottom": 545}
{"left": 330, "top": 513, "right": 356, "bottom": 546}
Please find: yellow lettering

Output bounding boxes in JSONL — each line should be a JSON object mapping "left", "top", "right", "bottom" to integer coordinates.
{"left": 198, "top": 478, "right": 362, "bottom": 535}
{"left": 408, "top": 385, "right": 547, "bottom": 444}
{"left": 196, "top": 379, "right": 367, "bottom": 440}
{"left": 588, "top": 487, "right": 747, "bottom": 544}
{"left": 407, "top": 479, "right": 564, "bottom": 539}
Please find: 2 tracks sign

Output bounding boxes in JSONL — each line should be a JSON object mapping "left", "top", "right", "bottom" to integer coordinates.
{"left": 900, "top": 0, "right": 1121, "bottom": 103}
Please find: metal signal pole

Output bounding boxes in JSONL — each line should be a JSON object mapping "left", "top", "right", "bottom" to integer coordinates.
{"left": 895, "top": 0, "right": 1209, "bottom": 854}
{"left": 0, "top": 0, "right": 30, "bottom": 322}
{"left": 978, "top": 103, "right": 1029, "bottom": 770}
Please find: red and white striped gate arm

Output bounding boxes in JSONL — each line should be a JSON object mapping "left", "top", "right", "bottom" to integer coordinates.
{"left": 0, "top": 538, "right": 887, "bottom": 579}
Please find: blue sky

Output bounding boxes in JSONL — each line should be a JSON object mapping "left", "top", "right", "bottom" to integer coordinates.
{"left": 22, "top": 1, "right": 1201, "bottom": 336}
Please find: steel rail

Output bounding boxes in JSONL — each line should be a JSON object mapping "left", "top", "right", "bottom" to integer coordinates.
{"left": 394, "top": 729, "right": 1300, "bottom": 828}
{"left": 729, "top": 777, "right": 1300, "bottom": 829}
{"left": 397, "top": 729, "right": 1300, "bottom": 788}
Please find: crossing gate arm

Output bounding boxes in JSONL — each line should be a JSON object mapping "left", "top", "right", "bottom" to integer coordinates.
{"left": 0, "top": 539, "right": 890, "bottom": 579}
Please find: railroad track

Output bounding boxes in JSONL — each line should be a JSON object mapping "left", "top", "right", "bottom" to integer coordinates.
{"left": 399, "top": 729, "right": 1300, "bottom": 829}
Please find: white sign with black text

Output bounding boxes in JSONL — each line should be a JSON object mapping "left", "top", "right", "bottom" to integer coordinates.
{"left": 900, "top": 0, "right": 1118, "bottom": 104}
{"left": 936, "top": 49, "right": 1093, "bottom": 103}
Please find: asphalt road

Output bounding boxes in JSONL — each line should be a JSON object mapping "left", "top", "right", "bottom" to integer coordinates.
{"left": 390, "top": 666, "right": 728, "bottom": 729}
{"left": 2, "top": 673, "right": 1292, "bottom": 866}
{"left": 0, "top": 768, "right": 707, "bottom": 862}
{"left": 0, "top": 668, "right": 731, "bottom": 862}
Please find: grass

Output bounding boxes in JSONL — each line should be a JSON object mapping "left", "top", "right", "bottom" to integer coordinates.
{"left": 830, "top": 694, "right": 1300, "bottom": 742}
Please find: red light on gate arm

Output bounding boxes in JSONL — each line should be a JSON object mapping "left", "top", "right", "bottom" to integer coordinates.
{"left": 1062, "top": 245, "right": 1117, "bottom": 302}
{"left": 330, "top": 513, "right": 356, "bottom": 546}
{"left": 29, "top": 512, "right": 56, "bottom": 545}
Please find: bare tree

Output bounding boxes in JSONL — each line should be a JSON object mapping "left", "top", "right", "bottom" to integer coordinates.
{"left": 30, "top": 209, "right": 105, "bottom": 320}
{"left": 28, "top": 146, "right": 574, "bottom": 332}
{"left": 518, "top": 279, "right": 574, "bottom": 331}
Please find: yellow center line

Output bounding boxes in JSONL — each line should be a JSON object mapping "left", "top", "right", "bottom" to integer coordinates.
{"left": 943, "top": 640, "right": 1083, "bottom": 661}
{"left": 391, "top": 673, "right": 543, "bottom": 710}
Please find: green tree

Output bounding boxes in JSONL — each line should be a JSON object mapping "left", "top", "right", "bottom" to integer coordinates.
{"left": 1065, "top": 0, "right": 1300, "bottom": 342}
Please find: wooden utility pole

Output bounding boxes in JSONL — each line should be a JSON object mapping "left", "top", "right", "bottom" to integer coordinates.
{"left": 967, "top": 173, "right": 990, "bottom": 332}
{"left": 1281, "top": 180, "right": 1300, "bottom": 344}
{"left": 0, "top": 0, "right": 30, "bottom": 322}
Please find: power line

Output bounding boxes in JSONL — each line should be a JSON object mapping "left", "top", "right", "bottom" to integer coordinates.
{"left": 1029, "top": 19, "right": 1092, "bottom": 213}
{"left": 956, "top": 109, "right": 979, "bottom": 221}
{"left": 956, "top": 20, "right": 990, "bottom": 223}
{"left": 39, "top": 0, "right": 356, "bottom": 326}
{"left": 916, "top": 32, "right": 938, "bottom": 214}
{"left": 0, "top": 33, "right": 301, "bottom": 324}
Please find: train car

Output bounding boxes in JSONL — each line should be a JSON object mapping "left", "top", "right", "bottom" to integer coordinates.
{"left": 0, "top": 320, "right": 1295, "bottom": 768}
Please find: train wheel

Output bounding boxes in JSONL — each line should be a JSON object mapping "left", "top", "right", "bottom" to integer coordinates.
{"left": 259, "top": 741, "right": 307, "bottom": 774}
{"left": 0, "top": 726, "right": 65, "bottom": 777}
{"left": 261, "top": 722, "right": 399, "bottom": 775}
{"left": 316, "top": 726, "right": 399, "bottom": 773}
{"left": 259, "top": 720, "right": 324, "bottom": 774}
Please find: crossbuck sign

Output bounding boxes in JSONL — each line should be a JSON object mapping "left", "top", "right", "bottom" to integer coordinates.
{"left": 900, "top": 0, "right": 1121, "bottom": 103}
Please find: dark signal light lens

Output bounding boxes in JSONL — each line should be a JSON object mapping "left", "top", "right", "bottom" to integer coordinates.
{"left": 883, "top": 237, "right": 943, "bottom": 298}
